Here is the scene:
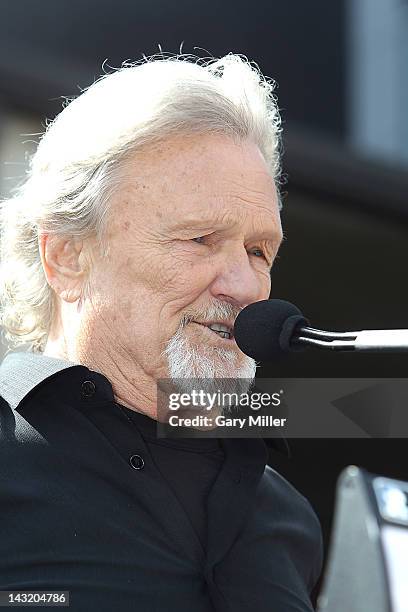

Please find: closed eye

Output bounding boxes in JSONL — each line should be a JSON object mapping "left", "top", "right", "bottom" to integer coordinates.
{"left": 191, "top": 236, "right": 206, "bottom": 244}
{"left": 189, "top": 237, "right": 272, "bottom": 269}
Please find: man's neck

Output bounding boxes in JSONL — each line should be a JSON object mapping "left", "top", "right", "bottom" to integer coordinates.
{"left": 43, "top": 339, "right": 159, "bottom": 420}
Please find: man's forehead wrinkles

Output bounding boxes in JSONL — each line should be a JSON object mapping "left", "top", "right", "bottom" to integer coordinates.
{"left": 228, "top": 196, "right": 278, "bottom": 216}
{"left": 167, "top": 213, "right": 225, "bottom": 232}
{"left": 200, "top": 179, "right": 278, "bottom": 214}
{"left": 216, "top": 168, "right": 274, "bottom": 188}
{"left": 167, "top": 209, "right": 281, "bottom": 241}
{"left": 163, "top": 188, "right": 277, "bottom": 212}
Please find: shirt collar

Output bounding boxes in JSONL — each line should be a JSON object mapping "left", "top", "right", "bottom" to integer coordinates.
{"left": 0, "top": 351, "right": 290, "bottom": 456}
{"left": 0, "top": 351, "right": 77, "bottom": 410}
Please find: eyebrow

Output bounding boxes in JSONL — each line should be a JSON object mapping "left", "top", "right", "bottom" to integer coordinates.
{"left": 168, "top": 217, "right": 223, "bottom": 234}
{"left": 169, "top": 217, "right": 282, "bottom": 243}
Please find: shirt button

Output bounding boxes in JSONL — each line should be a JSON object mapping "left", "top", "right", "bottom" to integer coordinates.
{"left": 81, "top": 380, "right": 96, "bottom": 398}
{"left": 129, "top": 454, "right": 145, "bottom": 470}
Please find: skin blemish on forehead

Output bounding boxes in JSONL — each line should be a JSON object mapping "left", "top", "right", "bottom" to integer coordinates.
{"left": 123, "top": 221, "right": 131, "bottom": 231}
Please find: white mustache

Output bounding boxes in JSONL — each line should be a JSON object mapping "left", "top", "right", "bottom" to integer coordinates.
{"left": 180, "top": 302, "right": 242, "bottom": 330}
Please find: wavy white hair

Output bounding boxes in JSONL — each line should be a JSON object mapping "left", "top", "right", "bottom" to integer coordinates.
{"left": 0, "top": 53, "right": 282, "bottom": 353}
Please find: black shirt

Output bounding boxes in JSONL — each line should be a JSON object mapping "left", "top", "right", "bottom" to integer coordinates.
{"left": 0, "top": 352, "right": 323, "bottom": 611}
{"left": 119, "top": 404, "right": 225, "bottom": 550}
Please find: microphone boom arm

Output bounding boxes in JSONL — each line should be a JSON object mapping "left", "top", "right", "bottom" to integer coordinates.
{"left": 295, "top": 327, "right": 408, "bottom": 352}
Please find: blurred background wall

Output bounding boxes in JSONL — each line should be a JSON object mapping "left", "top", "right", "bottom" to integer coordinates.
{"left": 1, "top": 0, "right": 407, "bottom": 592}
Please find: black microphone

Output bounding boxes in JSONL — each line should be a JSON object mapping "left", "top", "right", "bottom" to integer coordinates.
{"left": 233, "top": 299, "right": 408, "bottom": 360}
{"left": 233, "top": 299, "right": 309, "bottom": 360}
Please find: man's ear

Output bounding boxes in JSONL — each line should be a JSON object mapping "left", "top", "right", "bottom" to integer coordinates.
{"left": 38, "top": 233, "right": 89, "bottom": 303}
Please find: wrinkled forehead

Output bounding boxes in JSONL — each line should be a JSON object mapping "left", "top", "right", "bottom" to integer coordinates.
{"left": 141, "top": 132, "right": 277, "bottom": 189}
{"left": 113, "top": 133, "right": 281, "bottom": 231}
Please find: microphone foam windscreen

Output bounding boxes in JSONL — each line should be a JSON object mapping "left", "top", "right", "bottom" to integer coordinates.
{"left": 233, "top": 299, "right": 308, "bottom": 361}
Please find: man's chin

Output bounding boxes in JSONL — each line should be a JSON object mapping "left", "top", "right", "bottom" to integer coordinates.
{"left": 186, "top": 345, "right": 252, "bottom": 378}
{"left": 163, "top": 328, "right": 257, "bottom": 384}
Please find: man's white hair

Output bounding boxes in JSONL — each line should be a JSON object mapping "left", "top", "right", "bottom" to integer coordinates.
{"left": 0, "top": 53, "right": 282, "bottom": 352}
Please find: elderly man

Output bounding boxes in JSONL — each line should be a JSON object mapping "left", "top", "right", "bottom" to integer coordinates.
{"left": 0, "top": 55, "right": 322, "bottom": 611}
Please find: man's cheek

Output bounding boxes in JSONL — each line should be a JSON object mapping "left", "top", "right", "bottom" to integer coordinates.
{"left": 173, "top": 265, "right": 215, "bottom": 298}
{"left": 120, "top": 251, "right": 167, "bottom": 290}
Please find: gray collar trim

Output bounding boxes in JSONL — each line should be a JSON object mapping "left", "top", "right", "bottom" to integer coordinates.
{"left": 0, "top": 352, "right": 77, "bottom": 410}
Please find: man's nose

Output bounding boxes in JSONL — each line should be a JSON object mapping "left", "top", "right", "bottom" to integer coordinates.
{"left": 208, "top": 248, "right": 269, "bottom": 309}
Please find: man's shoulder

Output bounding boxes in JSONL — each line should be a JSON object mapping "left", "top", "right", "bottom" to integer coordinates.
{"left": 257, "top": 465, "right": 323, "bottom": 550}
{"left": 258, "top": 463, "right": 322, "bottom": 539}
{"left": 262, "top": 464, "right": 314, "bottom": 504}
{"left": 256, "top": 464, "right": 324, "bottom": 588}
{"left": 219, "top": 458, "right": 324, "bottom": 598}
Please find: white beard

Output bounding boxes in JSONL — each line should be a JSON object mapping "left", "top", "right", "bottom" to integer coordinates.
{"left": 162, "top": 321, "right": 258, "bottom": 402}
